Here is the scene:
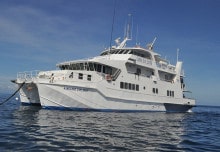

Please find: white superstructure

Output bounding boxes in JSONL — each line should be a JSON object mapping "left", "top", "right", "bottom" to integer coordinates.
{"left": 14, "top": 26, "right": 195, "bottom": 112}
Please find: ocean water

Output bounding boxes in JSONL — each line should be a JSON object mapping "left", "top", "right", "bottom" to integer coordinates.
{"left": 0, "top": 94, "right": 220, "bottom": 152}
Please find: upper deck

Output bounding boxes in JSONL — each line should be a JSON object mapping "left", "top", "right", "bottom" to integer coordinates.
{"left": 56, "top": 45, "right": 177, "bottom": 76}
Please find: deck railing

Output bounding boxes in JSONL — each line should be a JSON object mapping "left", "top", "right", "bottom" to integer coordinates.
{"left": 17, "top": 70, "right": 40, "bottom": 81}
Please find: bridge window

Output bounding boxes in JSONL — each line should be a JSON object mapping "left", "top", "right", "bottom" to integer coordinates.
{"left": 97, "top": 64, "right": 102, "bottom": 72}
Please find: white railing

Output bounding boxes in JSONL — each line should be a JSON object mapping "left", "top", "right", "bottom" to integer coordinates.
{"left": 135, "top": 56, "right": 176, "bottom": 73}
{"left": 136, "top": 56, "right": 152, "bottom": 65}
{"left": 156, "top": 63, "right": 175, "bottom": 73}
{"left": 17, "top": 70, "right": 40, "bottom": 81}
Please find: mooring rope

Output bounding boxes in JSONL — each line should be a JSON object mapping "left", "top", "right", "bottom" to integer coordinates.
{"left": 0, "top": 82, "right": 25, "bottom": 105}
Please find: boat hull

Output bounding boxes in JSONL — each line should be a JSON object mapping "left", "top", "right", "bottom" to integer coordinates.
{"left": 37, "top": 83, "right": 194, "bottom": 112}
{"left": 18, "top": 82, "right": 41, "bottom": 106}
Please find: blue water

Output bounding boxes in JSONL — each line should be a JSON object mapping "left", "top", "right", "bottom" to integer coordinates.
{"left": 0, "top": 93, "right": 220, "bottom": 151}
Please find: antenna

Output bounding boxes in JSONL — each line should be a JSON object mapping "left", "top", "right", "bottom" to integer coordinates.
{"left": 109, "top": 0, "right": 117, "bottom": 51}
{"left": 117, "top": 14, "right": 132, "bottom": 48}
{"left": 177, "top": 48, "right": 180, "bottom": 62}
{"left": 135, "top": 25, "right": 139, "bottom": 46}
{"left": 124, "top": 14, "right": 132, "bottom": 40}
{"left": 147, "top": 37, "right": 157, "bottom": 50}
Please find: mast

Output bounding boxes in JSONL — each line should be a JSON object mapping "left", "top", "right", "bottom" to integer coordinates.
{"left": 177, "top": 48, "right": 179, "bottom": 62}
{"left": 116, "top": 14, "right": 132, "bottom": 49}
{"left": 147, "top": 37, "right": 157, "bottom": 51}
{"left": 109, "top": 0, "right": 117, "bottom": 52}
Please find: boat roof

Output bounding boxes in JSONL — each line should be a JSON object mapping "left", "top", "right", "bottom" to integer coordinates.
{"left": 100, "top": 46, "right": 160, "bottom": 56}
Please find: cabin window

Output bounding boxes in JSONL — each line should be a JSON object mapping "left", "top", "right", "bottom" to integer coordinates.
{"left": 87, "top": 75, "right": 91, "bottom": 81}
{"left": 115, "top": 50, "right": 120, "bottom": 54}
{"left": 78, "top": 73, "right": 83, "bottom": 79}
{"left": 136, "top": 68, "right": 141, "bottom": 75}
{"left": 136, "top": 84, "right": 139, "bottom": 91}
{"left": 124, "top": 50, "right": 129, "bottom": 54}
{"left": 88, "top": 63, "right": 94, "bottom": 71}
{"left": 132, "top": 84, "right": 135, "bottom": 90}
{"left": 105, "top": 66, "right": 112, "bottom": 75}
{"left": 129, "top": 83, "right": 132, "bottom": 90}
{"left": 75, "top": 64, "right": 80, "bottom": 70}
{"left": 167, "top": 90, "right": 174, "bottom": 97}
{"left": 172, "top": 91, "right": 174, "bottom": 97}
{"left": 97, "top": 64, "right": 102, "bottom": 72}
{"left": 72, "top": 64, "right": 77, "bottom": 70}
{"left": 120, "top": 82, "right": 124, "bottom": 89}
{"left": 153, "top": 88, "right": 155, "bottom": 94}
{"left": 84, "top": 63, "right": 88, "bottom": 70}
{"left": 102, "top": 66, "right": 112, "bottom": 75}
{"left": 152, "top": 88, "right": 158, "bottom": 94}
{"left": 103, "top": 66, "right": 106, "bottom": 74}
{"left": 120, "top": 82, "right": 139, "bottom": 91}
{"left": 79, "top": 63, "right": 84, "bottom": 70}
{"left": 111, "top": 50, "right": 116, "bottom": 54}
{"left": 118, "top": 50, "right": 124, "bottom": 54}
{"left": 125, "top": 82, "right": 128, "bottom": 89}
{"left": 65, "top": 65, "right": 70, "bottom": 70}
{"left": 58, "top": 62, "right": 118, "bottom": 76}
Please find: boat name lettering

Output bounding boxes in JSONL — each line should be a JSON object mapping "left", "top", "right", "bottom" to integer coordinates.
{"left": 137, "top": 57, "right": 152, "bottom": 65}
{"left": 64, "top": 86, "right": 88, "bottom": 91}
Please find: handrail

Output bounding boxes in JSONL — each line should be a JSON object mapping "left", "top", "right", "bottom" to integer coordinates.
{"left": 111, "top": 69, "right": 121, "bottom": 81}
{"left": 17, "top": 70, "right": 40, "bottom": 80}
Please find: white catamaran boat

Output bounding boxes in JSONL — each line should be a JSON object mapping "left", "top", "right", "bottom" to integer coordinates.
{"left": 14, "top": 23, "right": 195, "bottom": 112}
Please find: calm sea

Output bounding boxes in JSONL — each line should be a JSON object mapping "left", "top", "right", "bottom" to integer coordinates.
{"left": 0, "top": 93, "right": 220, "bottom": 152}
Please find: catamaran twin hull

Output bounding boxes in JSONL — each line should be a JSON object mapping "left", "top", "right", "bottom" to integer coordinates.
{"left": 17, "top": 82, "right": 40, "bottom": 106}
{"left": 18, "top": 81, "right": 194, "bottom": 112}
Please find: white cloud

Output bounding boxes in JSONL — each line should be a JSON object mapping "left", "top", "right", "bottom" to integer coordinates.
{"left": 0, "top": 3, "right": 109, "bottom": 61}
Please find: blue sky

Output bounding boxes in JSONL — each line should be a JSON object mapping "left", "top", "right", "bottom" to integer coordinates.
{"left": 0, "top": 0, "right": 220, "bottom": 106}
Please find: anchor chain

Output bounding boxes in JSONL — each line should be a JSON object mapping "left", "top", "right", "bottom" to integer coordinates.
{"left": 0, "top": 82, "right": 25, "bottom": 105}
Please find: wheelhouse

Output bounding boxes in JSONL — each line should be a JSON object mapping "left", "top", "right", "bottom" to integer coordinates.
{"left": 57, "top": 61, "right": 119, "bottom": 76}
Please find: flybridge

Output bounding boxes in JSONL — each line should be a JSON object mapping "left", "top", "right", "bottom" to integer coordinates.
{"left": 100, "top": 48, "right": 153, "bottom": 58}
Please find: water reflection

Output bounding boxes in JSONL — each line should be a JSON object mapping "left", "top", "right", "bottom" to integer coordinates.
{"left": 11, "top": 106, "right": 189, "bottom": 151}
